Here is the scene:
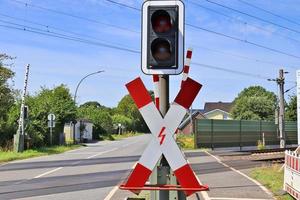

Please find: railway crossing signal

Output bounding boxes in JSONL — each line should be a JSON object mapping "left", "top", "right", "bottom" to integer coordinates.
{"left": 141, "top": 0, "right": 185, "bottom": 75}
{"left": 120, "top": 77, "right": 208, "bottom": 196}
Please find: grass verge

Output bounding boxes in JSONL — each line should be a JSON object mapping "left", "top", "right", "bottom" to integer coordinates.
{"left": 176, "top": 134, "right": 195, "bottom": 150}
{"left": 99, "top": 132, "right": 143, "bottom": 141}
{"left": 250, "top": 165, "right": 293, "bottom": 200}
{"left": 0, "top": 144, "right": 82, "bottom": 164}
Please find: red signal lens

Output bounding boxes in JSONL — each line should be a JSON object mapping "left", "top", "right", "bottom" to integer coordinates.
{"left": 151, "top": 38, "right": 171, "bottom": 61}
{"left": 151, "top": 10, "right": 172, "bottom": 33}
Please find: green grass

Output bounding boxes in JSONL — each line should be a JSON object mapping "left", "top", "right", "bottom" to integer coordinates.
{"left": 176, "top": 134, "right": 195, "bottom": 150}
{"left": 99, "top": 132, "right": 143, "bottom": 141}
{"left": 250, "top": 165, "right": 294, "bottom": 200}
{"left": 0, "top": 144, "right": 82, "bottom": 164}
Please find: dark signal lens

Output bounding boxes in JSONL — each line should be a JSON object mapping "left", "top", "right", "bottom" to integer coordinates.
{"left": 151, "top": 10, "right": 172, "bottom": 33}
{"left": 151, "top": 38, "right": 171, "bottom": 61}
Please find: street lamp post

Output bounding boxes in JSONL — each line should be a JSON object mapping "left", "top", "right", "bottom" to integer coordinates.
{"left": 72, "top": 70, "right": 104, "bottom": 143}
{"left": 74, "top": 70, "right": 105, "bottom": 104}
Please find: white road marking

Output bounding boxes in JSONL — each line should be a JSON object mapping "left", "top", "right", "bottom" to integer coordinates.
{"left": 86, "top": 148, "right": 118, "bottom": 159}
{"left": 104, "top": 161, "right": 138, "bottom": 200}
{"left": 204, "top": 151, "right": 274, "bottom": 198}
{"left": 210, "top": 198, "right": 272, "bottom": 200}
{"left": 103, "top": 186, "right": 119, "bottom": 200}
{"left": 34, "top": 167, "right": 63, "bottom": 179}
{"left": 197, "top": 180, "right": 211, "bottom": 200}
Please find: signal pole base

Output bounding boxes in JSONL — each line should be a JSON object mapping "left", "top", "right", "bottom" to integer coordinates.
{"left": 13, "top": 133, "right": 24, "bottom": 152}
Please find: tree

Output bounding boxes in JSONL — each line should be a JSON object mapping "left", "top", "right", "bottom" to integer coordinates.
{"left": 231, "top": 86, "right": 277, "bottom": 120}
{"left": 8, "top": 85, "right": 77, "bottom": 147}
{"left": 286, "top": 95, "right": 297, "bottom": 121}
{"left": 80, "top": 101, "right": 102, "bottom": 108}
{"left": 116, "top": 94, "right": 149, "bottom": 132}
{"left": 77, "top": 105, "right": 113, "bottom": 138}
{"left": 112, "top": 114, "right": 133, "bottom": 131}
{"left": 0, "top": 54, "right": 15, "bottom": 148}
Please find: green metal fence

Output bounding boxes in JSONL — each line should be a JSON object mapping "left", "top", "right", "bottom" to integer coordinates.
{"left": 195, "top": 119, "right": 297, "bottom": 149}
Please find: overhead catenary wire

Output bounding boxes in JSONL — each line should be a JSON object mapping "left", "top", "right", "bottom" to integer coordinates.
{"left": 191, "top": 44, "right": 298, "bottom": 69}
{"left": 191, "top": 62, "right": 272, "bottom": 80}
{"left": 104, "top": 0, "right": 140, "bottom": 11}
{"left": 0, "top": 0, "right": 298, "bottom": 82}
{"left": 1, "top": 23, "right": 293, "bottom": 83}
{"left": 205, "top": 0, "right": 300, "bottom": 35}
{"left": 186, "top": 23, "right": 300, "bottom": 60}
{"left": 3, "top": 11, "right": 297, "bottom": 70}
{"left": 4, "top": 12, "right": 298, "bottom": 71}
{"left": 188, "top": 0, "right": 300, "bottom": 45}
{"left": 86, "top": 0, "right": 300, "bottom": 61}
{"left": 8, "top": 0, "right": 139, "bottom": 34}
{"left": 0, "top": 12, "right": 136, "bottom": 50}
{"left": 0, "top": 20, "right": 140, "bottom": 54}
{"left": 237, "top": 0, "right": 300, "bottom": 27}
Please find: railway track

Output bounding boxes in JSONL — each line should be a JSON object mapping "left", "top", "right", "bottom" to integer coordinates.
{"left": 220, "top": 147, "right": 297, "bottom": 163}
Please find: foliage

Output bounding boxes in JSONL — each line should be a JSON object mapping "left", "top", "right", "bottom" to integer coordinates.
{"left": 0, "top": 144, "right": 81, "bottom": 163}
{"left": 0, "top": 54, "right": 15, "bottom": 147}
{"left": 112, "top": 114, "right": 133, "bottom": 131}
{"left": 231, "top": 86, "right": 277, "bottom": 120}
{"left": 177, "top": 134, "right": 195, "bottom": 149}
{"left": 77, "top": 105, "right": 113, "bottom": 139}
{"left": 7, "top": 85, "right": 77, "bottom": 147}
{"left": 257, "top": 140, "right": 265, "bottom": 150}
{"left": 285, "top": 95, "right": 297, "bottom": 121}
{"left": 251, "top": 165, "right": 294, "bottom": 200}
{"left": 116, "top": 94, "right": 149, "bottom": 133}
{"left": 99, "top": 132, "right": 143, "bottom": 141}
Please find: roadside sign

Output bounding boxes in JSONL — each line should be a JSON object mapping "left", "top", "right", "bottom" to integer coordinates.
{"left": 48, "top": 121, "right": 56, "bottom": 128}
{"left": 48, "top": 113, "right": 56, "bottom": 121}
{"left": 121, "top": 77, "right": 208, "bottom": 196}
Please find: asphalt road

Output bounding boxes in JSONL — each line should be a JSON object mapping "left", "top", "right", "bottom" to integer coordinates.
{"left": 0, "top": 135, "right": 274, "bottom": 200}
{"left": 0, "top": 135, "right": 150, "bottom": 200}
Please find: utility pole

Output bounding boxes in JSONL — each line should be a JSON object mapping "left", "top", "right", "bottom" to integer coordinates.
{"left": 268, "top": 69, "right": 286, "bottom": 148}
{"left": 278, "top": 69, "right": 286, "bottom": 148}
{"left": 14, "top": 64, "right": 30, "bottom": 152}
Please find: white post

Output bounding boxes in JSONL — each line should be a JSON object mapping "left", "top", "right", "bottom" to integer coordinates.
{"left": 14, "top": 64, "right": 30, "bottom": 152}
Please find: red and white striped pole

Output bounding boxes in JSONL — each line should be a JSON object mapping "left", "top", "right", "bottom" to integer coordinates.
{"left": 152, "top": 74, "right": 160, "bottom": 110}
{"left": 181, "top": 48, "right": 193, "bottom": 88}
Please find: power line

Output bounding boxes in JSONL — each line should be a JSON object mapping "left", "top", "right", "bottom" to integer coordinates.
{"left": 1, "top": 22, "right": 295, "bottom": 83}
{"left": 205, "top": 0, "right": 300, "bottom": 35}
{"left": 186, "top": 23, "right": 300, "bottom": 60}
{"left": 0, "top": 12, "right": 136, "bottom": 50}
{"left": 0, "top": 20, "right": 140, "bottom": 54}
{"left": 192, "top": 44, "right": 297, "bottom": 69}
{"left": 104, "top": 0, "right": 140, "bottom": 11}
{"left": 8, "top": 0, "right": 139, "bottom": 34}
{"left": 189, "top": 0, "right": 300, "bottom": 45}
{"left": 87, "top": 0, "right": 300, "bottom": 60}
{"left": 4, "top": 11, "right": 297, "bottom": 69}
{"left": 285, "top": 85, "right": 296, "bottom": 93}
{"left": 2, "top": 0, "right": 300, "bottom": 75}
{"left": 191, "top": 62, "right": 272, "bottom": 80}
{"left": 237, "top": 0, "right": 300, "bottom": 27}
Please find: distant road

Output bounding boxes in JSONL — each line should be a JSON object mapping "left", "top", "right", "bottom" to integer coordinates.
{"left": 0, "top": 135, "right": 150, "bottom": 200}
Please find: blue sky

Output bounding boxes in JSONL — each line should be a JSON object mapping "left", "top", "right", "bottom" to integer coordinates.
{"left": 0, "top": 0, "right": 300, "bottom": 109}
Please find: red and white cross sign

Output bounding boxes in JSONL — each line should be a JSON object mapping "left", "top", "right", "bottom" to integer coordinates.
{"left": 122, "top": 77, "right": 208, "bottom": 196}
